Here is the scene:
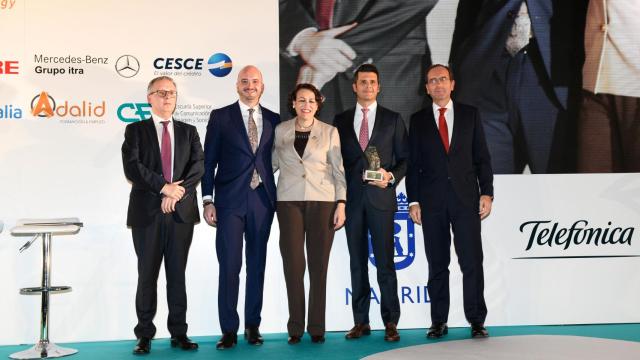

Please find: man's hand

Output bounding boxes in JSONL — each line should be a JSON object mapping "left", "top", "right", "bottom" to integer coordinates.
{"left": 292, "top": 23, "right": 358, "bottom": 78}
{"left": 368, "top": 168, "right": 391, "bottom": 189}
{"left": 297, "top": 65, "right": 339, "bottom": 91}
{"left": 161, "top": 197, "right": 177, "bottom": 214}
{"left": 203, "top": 203, "right": 217, "bottom": 227}
{"left": 161, "top": 180, "right": 185, "bottom": 201}
{"left": 409, "top": 203, "right": 422, "bottom": 225}
{"left": 333, "top": 202, "right": 346, "bottom": 230}
{"left": 479, "top": 195, "right": 493, "bottom": 220}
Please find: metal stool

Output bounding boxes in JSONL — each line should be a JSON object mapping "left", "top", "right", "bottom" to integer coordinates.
{"left": 10, "top": 218, "right": 83, "bottom": 360}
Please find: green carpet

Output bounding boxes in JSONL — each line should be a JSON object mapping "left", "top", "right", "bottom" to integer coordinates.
{"left": 2, "top": 324, "right": 639, "bottom": 360}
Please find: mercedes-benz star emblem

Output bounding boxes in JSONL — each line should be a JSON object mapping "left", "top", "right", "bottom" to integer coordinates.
{"left": 115, "top": 55, "right": 140, "bottom": 78}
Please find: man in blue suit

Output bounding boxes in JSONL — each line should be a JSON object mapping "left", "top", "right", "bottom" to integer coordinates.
{"left": 201, "top": 65, "right": 280, "bottom": 349}
{"left": 407, "top": 64, "right": 494, "bottom": 339}
{"left": 450, "top": 0, "right": 587, "bottom": 173}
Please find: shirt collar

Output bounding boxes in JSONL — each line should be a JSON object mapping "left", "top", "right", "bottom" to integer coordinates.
{"left": 151, "top": 111, "right": 172, "bottom": 124}
{"left": 356, "top": 101, "right": 377, "bottom": 114}
{"left": 238, "top": 100, "right": 260, "bottom": 114}
{"left": 432, "top": 99, "right": 453, "bottom": 114}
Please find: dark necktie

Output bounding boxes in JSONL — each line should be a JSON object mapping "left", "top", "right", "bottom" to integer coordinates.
{"left": 358, "top": 107, "right": 369, "bottom": 151}
{"left": 316, "top": 0, "right": 335, "bottom": 30}
{"left": 161, "top": 121, "right": 172, "bottom": 182}
{"left": 438, "top": 108, "right": 449, "bottom": 153}
{"left": 247, "top": 108, "right": 260, "bottom": 189}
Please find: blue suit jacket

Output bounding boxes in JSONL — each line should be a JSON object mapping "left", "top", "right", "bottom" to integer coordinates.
{"left": 201, "top": 101, "right": 280, "bottom": 210}
{"left": 406, "top": 102, "right": 493, "bottom": 212}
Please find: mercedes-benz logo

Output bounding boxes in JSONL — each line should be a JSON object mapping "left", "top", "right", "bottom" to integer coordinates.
{"left": 115, "top": 55, "right": 140, "bottom": 78}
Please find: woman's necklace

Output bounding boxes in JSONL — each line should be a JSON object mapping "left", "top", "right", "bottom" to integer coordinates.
{"left": 295, "top": 117, "right": 314, "bottom": 130}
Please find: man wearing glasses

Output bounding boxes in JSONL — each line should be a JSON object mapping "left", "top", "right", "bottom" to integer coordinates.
{"left": 122, "top": 76, "right": 204, "bottom": 354}
{"left": 406, "top": 64, "right": 494, "bottom": 339}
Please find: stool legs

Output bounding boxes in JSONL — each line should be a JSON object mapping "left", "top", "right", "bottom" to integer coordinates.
{"left": 10, "top": 233, "right": 77, "bottom": 359}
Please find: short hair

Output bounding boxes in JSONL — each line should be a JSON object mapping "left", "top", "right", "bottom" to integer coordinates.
{"left": 353, "top": 63, "right": 380, "bottom": 84}
{"left": 288, "top": 83, "right": 324, "bottom": 116}
{"left": 147, "top": 76, "right": 177, "bottom": 94}
{"left": 425, "top": 64, "right": 454, "bottom": 82}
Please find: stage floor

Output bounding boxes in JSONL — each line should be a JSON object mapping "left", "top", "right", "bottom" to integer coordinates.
{"left": 2, "top": 324, "right": 639, "bottom": 360}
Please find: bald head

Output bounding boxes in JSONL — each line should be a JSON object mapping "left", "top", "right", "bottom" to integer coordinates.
{"left": 236, "top": 65, "right": 264, "bottom": 107}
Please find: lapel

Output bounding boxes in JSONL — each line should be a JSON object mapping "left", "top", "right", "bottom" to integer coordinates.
{"left": 143, "top": 118, "right": 162, "bottom": 163}
{"left": 343, "top": 108, "right": 360, "bottom": 149}
{"left": 449, "top": 102, "right": 463, "bottom": 153}
{"left": 257, "top": 105, "right": 272, "bottom": 152}
{"left": 172, "top": 119, "right": 185, "bottom": 181}
{"left": 368, "top": 106, "right": 383, "bottom": 149}
{"left": 302, "top": 120, "right": 320, "bottom": 160}
{"left": 424, "top": 106, "right": 447, "bottom": 156}
{"left": 231, "top": 101, "right": 253, "bottom": 155}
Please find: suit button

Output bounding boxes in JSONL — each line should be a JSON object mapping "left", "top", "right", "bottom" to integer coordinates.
{"left": 302, "top": 174, "right": 306, "bottom": 178}
{"left": 299, "top": 160, "right": 303, "bottom": 164}
{"left": 600, "top": 24, "right": 607, "bottom": 32}
{"left": 507, "top": 10, "right": 515, "bottom": 18}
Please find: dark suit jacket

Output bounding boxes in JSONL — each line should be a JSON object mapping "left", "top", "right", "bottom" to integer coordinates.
{"left": 201, "top": 101, "right": 280, "bottom": 210}
{"left": 279, "top": 0, "right": 438, "bottom": 123}
{"left": 449, "top": 0, "right": 587, "bottom": 110}
{"left": 122, "top": 119, "right": 204, "bottom": 227}
{"left": 406, "top": 102, "right": 493, "bottom": 211}
{"left": 334, "top": 105, "right": 408, "bottom": 211}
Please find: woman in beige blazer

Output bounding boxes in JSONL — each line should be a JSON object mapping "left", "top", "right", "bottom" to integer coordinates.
{"left": 272, "top": 83, "right": 346, "bottom": 344}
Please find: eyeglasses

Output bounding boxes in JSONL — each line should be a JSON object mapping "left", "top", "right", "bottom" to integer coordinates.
{"left": 149, "top": 90, "right": 177, "bottom": 98}
{"left": 427, "top": 76, "right": 450, "bottom": 85}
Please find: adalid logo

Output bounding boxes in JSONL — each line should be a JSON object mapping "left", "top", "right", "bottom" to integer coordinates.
{"left": 31, "top": 91, "right": 106, "bottom": 118}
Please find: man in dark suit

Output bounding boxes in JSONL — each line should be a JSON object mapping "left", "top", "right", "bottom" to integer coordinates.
{"left": 122, "top": 76, "right": 204, "bottom": 354}
{"left": 201, "top": 65, "right": 280, "bottom": 349}
{"left": 449, "top": 0, "right": 587, "bottom": 173}
{"left": 334, "top": 64, "right": 408, "bottom": 342}
{"left": 407, "top": 64, "right": 494, "bottom": 339}
{"left": 279, "top": 0, "right": 438, "bottom": 124}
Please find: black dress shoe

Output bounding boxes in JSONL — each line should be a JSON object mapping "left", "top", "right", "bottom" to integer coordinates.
{"left": 345, "top": 323, "right": 371, "bottom": 339}
{"left": 384, "top": 323, "right": 400, "bottom": 342}
{"left": 287, "top": 335, "right": 302, "bottom": 345}
{"left": 170, "top": 335, "right": 198, "bottom": 350}
{"left": 245, "top": 326, "right": 264, "bottom": 345}
{"left": 311, "top": 335, "right": 325, "bottom": 344}
{"left": 427, "top": 323, "right": 448, "bottom": 339}
{"left": 216, "top": 332, "right": 237, "bottom": 350}
{"left": 471, "top": 323, "right": 489, "bottom": 338}
{"left": 133, "top": 337, "right": 151, "bottom": 355}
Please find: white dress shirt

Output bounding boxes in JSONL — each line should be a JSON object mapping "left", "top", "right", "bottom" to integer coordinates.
{"left": 353, "top": 101, "right": 378, "bottom": 140}
{"left": 151, "top": 112, "right": 175, "bottom": 182}
{"left": 432, "top": 99, "right": 454, "bottom": 145}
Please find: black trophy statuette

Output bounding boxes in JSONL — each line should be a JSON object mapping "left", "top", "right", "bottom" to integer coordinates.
{"left": 363, "top": 146, "right": 384, "bottom": 181}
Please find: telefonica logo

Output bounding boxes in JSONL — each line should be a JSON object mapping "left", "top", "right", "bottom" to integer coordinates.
{"left": 513, "top": 220, "right": 638, "bottom": 260}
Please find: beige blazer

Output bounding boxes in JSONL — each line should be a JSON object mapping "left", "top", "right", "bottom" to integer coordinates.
{"left": 273, "top": 119, "right": 347, "bottom": 202}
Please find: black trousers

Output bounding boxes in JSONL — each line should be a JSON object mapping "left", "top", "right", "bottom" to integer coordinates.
{"left": 422, "top": 182, "right": 487, "bottom": 325}
{"left": 345, "top": 197, "right": 400, "bottom": 325}
{"left": 132, "top": 212, "right": 194, "bottom": 338}
{"left": 277, "top": 201, "right": 336, "bottom": 337}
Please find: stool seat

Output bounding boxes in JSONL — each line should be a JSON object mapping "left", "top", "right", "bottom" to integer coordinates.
{"left": 12, "top": 218, "right": 82, "bottom": 236}
{"left": 10, "top": 218, "right": 81, "bottom": 360}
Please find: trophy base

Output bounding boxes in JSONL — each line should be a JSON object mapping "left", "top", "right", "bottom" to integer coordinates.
{"left": 364, "top": 170, "right": 384, "bottom": 181}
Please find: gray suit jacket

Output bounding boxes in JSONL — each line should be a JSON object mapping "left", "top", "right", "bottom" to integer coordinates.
{"left": 273, "top": 119, "right": 347, "bottom": 202}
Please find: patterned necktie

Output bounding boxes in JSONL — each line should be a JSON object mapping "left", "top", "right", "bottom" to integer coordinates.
{"left": 438, "top": 108, "right": 450, "bottom": 153}
{"left": 160, "top": 121, "right": 172, "bottom": 182}
{"left": 247, "top": 108, "right": 260, "bottom": 189}
{"left": 316, "top": 0, "right": 336, "bottom": 30}
{"left": 359, "top": 107, "right": 369, "bottom": 151}
{"left": 505, "top": 1, "right": 532, "bottom": 56}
